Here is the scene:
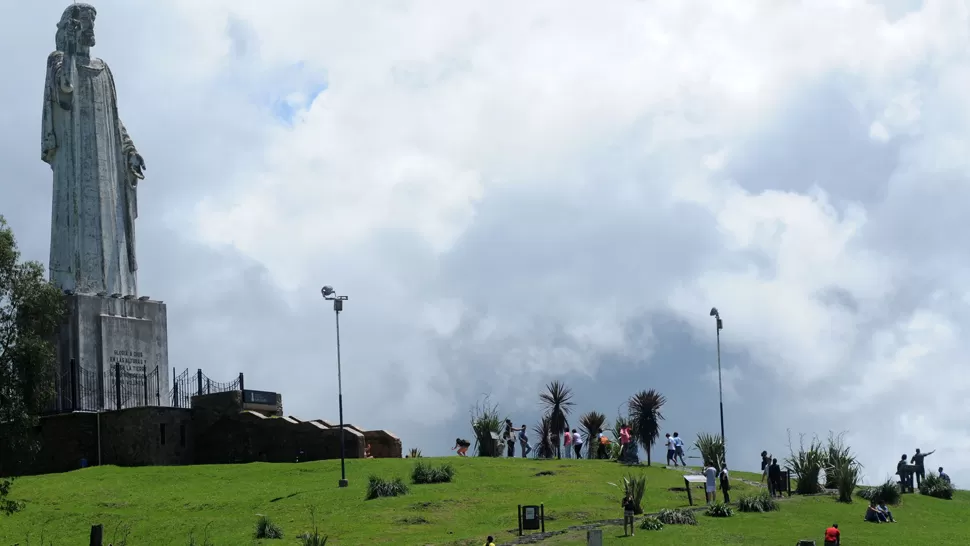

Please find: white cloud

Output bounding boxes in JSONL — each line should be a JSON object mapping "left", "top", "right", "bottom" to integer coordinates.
{"left": 4, "top": 0, "right": 970, "bottom": 482}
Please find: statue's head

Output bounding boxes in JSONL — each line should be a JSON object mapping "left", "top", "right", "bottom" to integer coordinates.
{"left": 55, "top": 3, "right": 97, "bottom": 52}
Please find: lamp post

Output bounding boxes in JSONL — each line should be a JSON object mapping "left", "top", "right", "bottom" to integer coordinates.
{"left": 709, "top": 307, "right": 726, "bottom": 464}
{"left": 322, "top": 285, "right": 350, "bottom": 488}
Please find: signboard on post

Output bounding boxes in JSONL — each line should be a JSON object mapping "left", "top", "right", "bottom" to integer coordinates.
{"left": 518, "top": 504, "right": 545, "bottom": 535}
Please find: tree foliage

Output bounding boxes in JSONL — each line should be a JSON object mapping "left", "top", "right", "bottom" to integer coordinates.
{"left": 628, "top": 389, "right": 666, "bottom": 466}
{"left": 0, "top": 216, "right": 65, "bottom": 506}
{"left": 539, "top": 380, "right": 574, "bottom": 459}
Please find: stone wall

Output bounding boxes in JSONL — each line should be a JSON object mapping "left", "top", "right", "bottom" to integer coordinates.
{"left": 364, "top": 430, "right": 402, "bottom": 458}
{"left": 3, "top": 390, "right": 394, "bottom": 477}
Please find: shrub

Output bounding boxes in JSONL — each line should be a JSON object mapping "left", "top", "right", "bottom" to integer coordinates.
{"left": 365, "top": 475, "right": 409, "bottom": 500}
{"left": 411, "top": 462, "right": 455, "bottom": 484}
{"left": 786, "top": 432, "right": 826, "bottom": 494}
{"left": 705, "top": 502, "right": 734, "bottom": 517}
{"left": 919, "top": 473, "right": 954, "bottom": 500}
{"left": 736, "top": 492, "right": 780, "bottom": 513}
{"left": 823, "top": 432, "right": 858, "bottom": 489}
{"left": 470, "top": 395, "right": 504, "bottom": 457}
{"left": 857, "top": 479, "right": 902, "bottom": 505}
{"left": 255, "top": 516, "right": 282, "bottom": 538}
{"left": 639, "top": 516, "right": 663, "bottom": 531}
{"left": 832, "top": 459, "right": 863, "bottom": 503}
{"left": 299, "top": 506, "right": 328, "bottom": 546}
{"left": 254, "top": 515, "right": 284, "bottom": 539}
{"left": 621, "top": 474, "right": 647, "bottom": 514}
{"left": 657, "top": 508, "right": 697, "bottom": 525}
{"left": 408, "top": 448, "right": 422, "bottom": 458}
{"left": 694, "top": 433, "right": 725, "bottom": 469}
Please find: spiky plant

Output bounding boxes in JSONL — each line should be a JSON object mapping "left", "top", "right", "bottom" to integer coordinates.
{"left": 620, "top": 473, "right": 647, "bottom": 514}
{"left": 857, "top": 479, "right": 901, "bottom": 505}
{"left": 539, "top": 380, "right": 574, "bottom": 459}
{"left": 408, "top": 448, "right": 422, "bottom": 458}
{"left": 832, "top": 459, "right": 862, "bottom": 503}
{"left": 824, "top": 432, "right": 857, "bottom": 489}
{"left": 580, "top": 411, "right": 608, "bottom": 459}
{"left": 694, "top": 433, "right": 725, "bottom": 470}
{"left": 628, "top": 390, "right": 666, "bottom": 466}
{"left": 785, "top": 431, "right": 826, "bottom": 495}
{"left": 532, "top": 416, "right": 555, "bottom": 459}
{"left": 469, "top": 394, "right": 504, "bottom": 457}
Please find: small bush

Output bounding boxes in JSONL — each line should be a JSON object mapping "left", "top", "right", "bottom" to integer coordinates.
{"left": 411, "top": 462, "right": 455, "bottom": 484}
{"left": 705, "top": 502, "right": 734, "bottom": 518}
{"left": 786, "top": 432, "right": 826, "bottom": 495}
{"left": 622, "top": 474, "right": 647, "bottom": 514}
{"left": 639, "top": 516, "right": 663, "bottom": 531}
{"left": 365, "top": 475, "right": 409, "bottom": 500}
{"left": 299, "top": 506, "right": 328, "bottom": 546}
{"left": 832, "top": 460, "right": 862, "bottom": 503}
{"left": 736, "top": 492, "right": 779, "bottom": 513}
{"left": 657, "top": 508, "right": 697, "bottom": 525}
{"left": 857, "top": 479, "right": 901, "bottom": 505}
{"left": 254, "top": 515, "right": 284, "bottom": 539}
{"left": 919, "top": 473, "right": 954, "bottom": 500}
{"left": 408, "top": 448, "right": 423, "bottom": 458}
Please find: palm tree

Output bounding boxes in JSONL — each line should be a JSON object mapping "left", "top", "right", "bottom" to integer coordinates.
{"left": 628, "top": 389, "right": 666, "bottom": 466}
{"left": 532, "top": 415, "right": 555, "bottom": 459}
{"left": 579, "top": 411, "right": 608, "bottom": 459}
{"left": 539, "top": 381, "right": 574, "bottom": 459}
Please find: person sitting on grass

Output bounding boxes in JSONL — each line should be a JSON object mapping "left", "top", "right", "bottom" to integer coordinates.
{"left": 364, "top": 444, "right": 374, "bottom": 458}
{"left": 939, "top": 467, "right": 950, "bottom": 483}
{"left": 453, "top": 438, "right": 470, "bottom": 456}
{"left": 484, "top": 535, "right": 496, "bottom": 546}
{"left": 865, "top": 500, "right": 886, "bottom": 522}
{"left": 877, "top": 501, "right": 896, "bottom": 522}
{"left": 823, "top": 523, "right": 840, "bottom": 545}
{"left": 622, "top": 494, "right": 636, "bottom": 536}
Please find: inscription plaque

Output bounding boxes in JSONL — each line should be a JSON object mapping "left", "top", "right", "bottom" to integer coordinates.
{"left": 100, "top": 315, "right": 154, "bottom": 372}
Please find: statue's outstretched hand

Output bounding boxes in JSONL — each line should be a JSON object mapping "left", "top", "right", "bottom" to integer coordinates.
{"left": 128, "top": 152, "right": 146, "bottom": 181}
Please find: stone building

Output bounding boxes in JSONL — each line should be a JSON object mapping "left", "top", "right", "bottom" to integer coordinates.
{"left": 1, "top": 390, "right": 402, "bottom": 477}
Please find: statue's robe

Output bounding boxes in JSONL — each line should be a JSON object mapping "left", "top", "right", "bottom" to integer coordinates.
{"left": 42, "top": 50, "right": 139, "bottom": 296}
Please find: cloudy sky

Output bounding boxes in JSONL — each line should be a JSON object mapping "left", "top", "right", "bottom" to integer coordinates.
{"left": 3, "top": 0, "right": 968, "bottom": 481}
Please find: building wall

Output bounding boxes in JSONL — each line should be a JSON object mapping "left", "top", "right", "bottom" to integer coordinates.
{"left": 3, "top": 390, "right": 390, "bottom": 477}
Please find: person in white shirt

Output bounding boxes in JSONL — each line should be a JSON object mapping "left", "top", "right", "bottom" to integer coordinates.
{"left": 571, "top": 429, "right": 584, "bottom": 459}
{"left": 664, "top": 433, "right": 677, "bottom": 467}
{"left": 704, "top": 462, "right": 718, "bottom": 504}
{"left": 672, "top": 432, "right": 687, "bottom": 466}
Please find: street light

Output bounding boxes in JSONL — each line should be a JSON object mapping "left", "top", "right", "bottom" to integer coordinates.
{"left": 322, "top": 285, "right": 350, "bottom": 488}
{"left": 709, "top": 307, "right": 726, "bottom": 464}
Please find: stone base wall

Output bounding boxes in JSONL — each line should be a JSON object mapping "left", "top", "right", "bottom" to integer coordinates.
{"left": 1, "top": 391, "right": 391, "bottom": 477}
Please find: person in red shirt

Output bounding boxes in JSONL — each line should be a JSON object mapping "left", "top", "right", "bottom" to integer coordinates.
{"left": 824, "top": 523, "right": 840, "bottom": 545}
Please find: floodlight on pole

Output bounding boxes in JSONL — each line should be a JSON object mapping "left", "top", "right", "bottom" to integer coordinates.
{"left": 709, "top": 307, "right": 725, "bottom": 464}
{"left": 322, "top": 285, "right": 350, "bottom": 488}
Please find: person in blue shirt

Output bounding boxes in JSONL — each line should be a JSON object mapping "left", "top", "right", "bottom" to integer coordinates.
{"left": 939, "top": 467, "right": 950, "bottom": 483}
{"left": 672, "top": 432, "right": 687, "bottom": 466}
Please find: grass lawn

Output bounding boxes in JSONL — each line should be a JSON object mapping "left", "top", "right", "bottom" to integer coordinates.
{"left": 0, "top": 457, "right": 964, "bottom": 545}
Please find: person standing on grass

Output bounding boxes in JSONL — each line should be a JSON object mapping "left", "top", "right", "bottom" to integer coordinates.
{"left": 572, "top": 429, "right": 584, "bottom": 459}
{"left": 704, "top": 461, "right": 717, "bottom": 504}
{"left": 760, "top": 450, "right": 771, "bottom": 482}
{"left": 504, "top": 419, "right": 517, "bottom": 457}
{"left": 719, "top": 463, "right": 731, "bottom": 503}
{"left": 599, "top": 432, "right": 610, "bottom": 459}
{"left": 673, "top": 432, "right": 687, "bottom": 466}
{"left": 665, "top": 433, "right": 676, "bottom": 466}
{"left": 619, "top": 425, "right": 631, "bottom": 459}
{"left": 768, "top": 458, "right": 782, "bottom": 497}
{"left": 911, "top": 448, "right": 935, "bottom": 487}
{"left": 563, "top": 429, "right": 572, "bottom": 459}
{"left": 823, "top": 523, "right": 840, "bottom": 545}
{"left": 518, "top": 424, "right": 532, "bottom": 458}
{"left": 622, "top": 494, "right": 636, "bottom": 536}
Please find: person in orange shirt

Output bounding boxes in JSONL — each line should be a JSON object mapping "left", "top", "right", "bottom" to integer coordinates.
{"left": 823, "top": 523, "right": 840, "bottom": 545}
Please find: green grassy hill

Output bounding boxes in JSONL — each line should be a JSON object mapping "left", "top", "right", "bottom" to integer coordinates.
{"left": 0, "top": 457, "right": 966, "bottom": 545}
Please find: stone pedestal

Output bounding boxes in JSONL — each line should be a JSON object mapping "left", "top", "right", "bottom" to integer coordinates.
{"left": 55, "top": 293, "right": 170, "bottom": 411}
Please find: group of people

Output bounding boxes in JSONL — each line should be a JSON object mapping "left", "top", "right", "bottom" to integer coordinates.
{"left": 896, "top": 448, "right": 946, "bottom": 489}
{"left": 760, "top": 451, "right": 786, "bottom": 497}
{"left": 864, "top": 500, "right": 897, "bottom": 523}
{"left": 663, "top": 432, "right": 688, "bottom": 466}
{"left": 496, "top": 418, "right": 625, "bottom": 460}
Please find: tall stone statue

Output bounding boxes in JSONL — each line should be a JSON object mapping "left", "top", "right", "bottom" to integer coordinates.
{"left": 41, "top": 3, "right": 147, "bottom": 296}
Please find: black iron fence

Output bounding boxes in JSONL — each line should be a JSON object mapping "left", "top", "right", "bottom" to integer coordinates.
{"left": 170, "top": 368, "right": 244, "bottom": 408}
{"left": 42, "top": 359, "right": 243, "bottom": 414}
